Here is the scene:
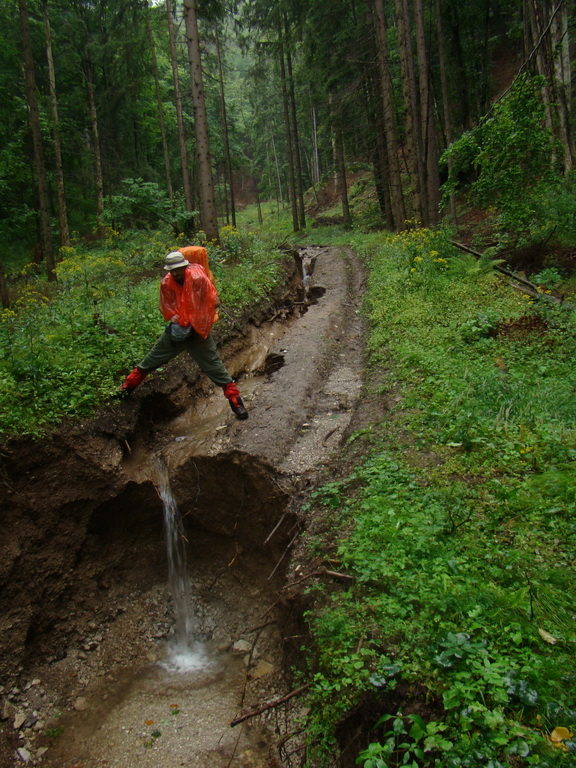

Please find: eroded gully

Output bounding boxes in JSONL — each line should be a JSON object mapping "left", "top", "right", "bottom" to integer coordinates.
{"left": 0, "top": 245, "right": 367, "bottom": 768}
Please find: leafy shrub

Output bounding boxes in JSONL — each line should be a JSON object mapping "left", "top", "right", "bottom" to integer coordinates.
{"left": 442, "top": 74, "right": 559, "bottom": 246}
{"left": 101, "top": 179, "right": 197, "bottom": 235}
{"left": 530, "top": 173, "right": 576, "bottom": 250}
{"left": 349, "top": 176, "right": 384, "bottom": 229}
{"left": 531, "top": 268, "right": 563, "bottom": 289}
{"left": 459, "top": 312, "right": 500, "bottom": 342}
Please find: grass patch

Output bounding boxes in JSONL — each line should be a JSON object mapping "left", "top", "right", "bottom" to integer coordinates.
{"left": 300, "top": 227, "right": 576, "bottom": 767}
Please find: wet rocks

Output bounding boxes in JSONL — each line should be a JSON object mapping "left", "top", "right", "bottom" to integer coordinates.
{"left": 233, "top": 639, "right": 252, "bottom": 654}
{"left": 16, "top": 747, "right": 31, "bottom": 763}
{"left": 0, "top": 698, "right": 16, "bottom": 722}
{"left": 72, "top": 697, "right": 89, "bottom": 712}
{"left": 251, "top": 660, "right": 274, "bottom": 679}
{"left": 12, "top": 711, "right": 27, "bottom": 730}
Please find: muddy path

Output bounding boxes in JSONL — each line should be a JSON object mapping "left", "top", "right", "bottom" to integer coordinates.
{"left": 0, "top": 246, "right": 368, "bottom": 768}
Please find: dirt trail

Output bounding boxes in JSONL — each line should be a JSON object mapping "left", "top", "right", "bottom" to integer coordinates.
{"left": 0, "top": 246, "right": 367, "bottom": 768}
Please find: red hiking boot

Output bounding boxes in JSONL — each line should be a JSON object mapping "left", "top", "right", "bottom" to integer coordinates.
{"left": 119, "top": 367, "right": 148, "bottom": 396}
{"left": 222, "top": 381, "right": 248, "bottom": 420}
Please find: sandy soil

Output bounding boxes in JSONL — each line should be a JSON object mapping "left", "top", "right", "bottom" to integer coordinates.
{"left": 0, "top": 245, "right": 368, "bottom": 768}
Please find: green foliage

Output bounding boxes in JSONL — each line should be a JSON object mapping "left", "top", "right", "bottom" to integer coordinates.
{"left": 300, "top": 226, "right": 576, "bottom": 768}
{"left": 445, "top": 251, "right": 505, "bottom": 280}
{"left": 348, "top": 175, "right": 384, "bottom": 229}
{"left": 459, "top": 311, "right": 500, "bottom": 342}
{"left": 442, "top": 75, "right": 559, "bottom": 246}
{"left": 356, "top": 713, "right": 433, "bottom": 768}
{"left": 530, "top": 173, "right": 576, "bottom": 250}
{"left": 101, "top": 179, "right": 196, "bottom": 235}
{"left": 531, "top": 268, "right": 563, "bottom": 290}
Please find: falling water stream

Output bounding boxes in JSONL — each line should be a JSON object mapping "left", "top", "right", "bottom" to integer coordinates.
{"left": 153, "top": 460, "right": 206, "bottom": 672}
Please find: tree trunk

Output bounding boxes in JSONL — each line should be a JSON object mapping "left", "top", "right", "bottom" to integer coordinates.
{"left": 550, "top": 1, "right": 573, "bottom": 172}
{"left": 435, "top": 0, "right": 457, "bottom": 223}
{"left": 215, "top": 29, "right": 236, "bottom": 227}
{"left": 368, "top": 67, "right": 394, "bottom": 229}
{"left": 555, "top": 2, "right": 571, "bottom": 112}
{"left": 395, "top": 0, "right": 425, "bottom": 223}
{"left": 311, "top": 104, "right": 321, "bottom": 188}
{"left": 0, "top": 259, "right": 9, "bottom": 309}
{"left": 277, "top": 18, "right": 299, "bottom": 232}
{"left": 218, "top": 165, "right": 229, "bottom": 224}
{"left": 84, "top": 61, "right": 105, "bottom": 227}
{"left": 255, "top": 180, "right": 263, "bottom": 225}
{"left": 147, "top": 13, "right": 173, "bottom": 201}
{"left": 527, "top": 0, "right": 555, "bottom": 143}
{"left": 526, "top": 0, "right": 574, "bottom": 171}
{"left": 43, "top": 0, "right": 69, "bottom": 248}
{"left": 183, "top": 0, "right": 219, "bottom": 244}
{"left": 449, "top": 6, "right": 471, "bottom": 129}
{"left": 18, "top": 0, "right": 56, "bottom": 280}
{"left": 284, "top": 17, "right": 306, "bottom": 229}
{"left": 414, "top": 0, "right": 440, "bottom": 225}
{"left": 166, "top": 0, "right": 193, "bottom": 212}
{"left": 330, "top": 93, "right": 351, "bottom": 228}
{"left": 374, "top": 0, "right": 406, "bottom": 229}
{"left": 335, "top": 124, "right": 351, "bottom": 228}
{"left": 522, "top": 0, "right": 530, "bottom": 61}
{"left": 373, "top": 137, "right": 394, "bottom": 229}
{"left": 271, "top": 132, "right": 284, "bottom": 208}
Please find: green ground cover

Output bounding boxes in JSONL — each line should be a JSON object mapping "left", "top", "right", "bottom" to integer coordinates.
{"left": 0, "top": 225, "right": 286, "bottom": 438}
{"left": 290, "top": 226, "right": 576, "bottom": 767}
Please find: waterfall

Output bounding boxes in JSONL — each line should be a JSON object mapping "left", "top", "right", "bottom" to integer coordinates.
{"left": 154, "top": 462, "right": 205, "bottom": 671}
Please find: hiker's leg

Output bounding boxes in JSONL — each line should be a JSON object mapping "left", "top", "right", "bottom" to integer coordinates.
{"left": 186, "top": 334, "right": 248, "bottom": 419}
{"left": 137, "top": 327, "right": 184, "bottom": 372}
{"left": 185, "top": 333, "right": 232, "bottom": 386}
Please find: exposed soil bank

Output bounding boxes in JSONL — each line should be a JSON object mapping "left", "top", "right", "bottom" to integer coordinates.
{"left": 0, "top": 246, "right": 368, "bottom": 767}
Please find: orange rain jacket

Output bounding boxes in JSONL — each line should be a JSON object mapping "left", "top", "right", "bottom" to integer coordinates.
{"left": 159, "top": 263, "right": 218, "bottom": 340}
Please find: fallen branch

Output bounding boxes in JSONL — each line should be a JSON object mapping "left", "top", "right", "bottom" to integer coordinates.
{"left": 322, "top": 426, "right": 340, "bottom": 444}
{"left": 277, "top": 728, "right": 306, "bottom": 749}
{"left": 230, "top": 684, "right": 311, "bottom": 727}
{"left": 450, "top": 240, "right": 571, "bottom": 305}
{"left": 325, "top": 568, "right": 355, "bottom": 581}
{"left": 264, "top": 513, "right": 286, "bottom": 544}
{"left": 268, "top": 530, "right": 299, "bottom": 580}
{"left": 282, "top": 567, "right": 355, "bottom": 590}
{"left": 246, "top": 619, "right": 277, "bottom": 634}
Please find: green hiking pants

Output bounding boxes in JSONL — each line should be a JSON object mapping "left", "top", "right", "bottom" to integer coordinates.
{"left": 137, "top": 326, "right": 233, "bottom": 387}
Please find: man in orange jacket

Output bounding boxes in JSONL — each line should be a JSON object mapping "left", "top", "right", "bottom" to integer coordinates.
{"left": 120, "top": 251, "right": 248, "bottom": 420}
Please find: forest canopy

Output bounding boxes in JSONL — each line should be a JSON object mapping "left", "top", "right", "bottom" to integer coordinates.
{"left": 1, "top": 0, "right": 574, "bottom": 283}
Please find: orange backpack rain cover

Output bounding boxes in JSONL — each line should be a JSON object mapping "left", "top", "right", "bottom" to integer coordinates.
{"left": 178, "top": 246, "right": 216, "bottom": 286}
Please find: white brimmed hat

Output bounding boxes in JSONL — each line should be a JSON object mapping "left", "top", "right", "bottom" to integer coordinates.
{"left": 164, "top": 252, "right": 189, "bottom": 270}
